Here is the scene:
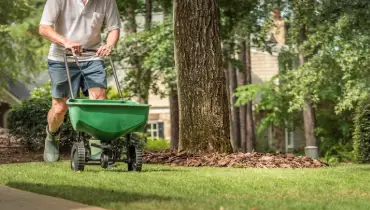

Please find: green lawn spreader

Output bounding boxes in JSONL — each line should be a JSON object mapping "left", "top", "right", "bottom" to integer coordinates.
{"left": 63, "top": 49, "right": 150, "bottom": 172}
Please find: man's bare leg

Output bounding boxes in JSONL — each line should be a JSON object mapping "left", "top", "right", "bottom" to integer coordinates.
{"left": 44, "top": 98, "right": 68, "bottom": 162}
{"left": 86, "top": 87, "right": 106, "bottom": 159}
{"left": 48, "top": 98, "right": 68, "bottom": 133}
{"left": 88, "top": 87, "right": 106, "bottom": 100}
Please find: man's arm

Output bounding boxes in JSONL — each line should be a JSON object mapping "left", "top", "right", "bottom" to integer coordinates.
{"left": 38, "top": 0, "right": 82, "bottom": 54}
{"left": 96, "top": 0, "right": 122, "bottom": 56}
{"left": 96, "top": 29, "right": 120, "bottom": 56}
{"left": 39, "top": 25, "right": 82, "bottom": 54}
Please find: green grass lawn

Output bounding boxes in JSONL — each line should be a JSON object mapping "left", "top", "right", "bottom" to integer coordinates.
{"left": 1, "top": 162, "right": 370, "bottom": 210}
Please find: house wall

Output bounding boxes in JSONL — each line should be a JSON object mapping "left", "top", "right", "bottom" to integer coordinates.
{"left": 250, "top": 49, "right": 280, "bottom": 84}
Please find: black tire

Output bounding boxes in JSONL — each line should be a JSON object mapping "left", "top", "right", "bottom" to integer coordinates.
{"left": 127, "top": 145, "right": 142, "bottom": 172}
{"left": 100, "top": 152, "right": 109, "bottom": 169}
{"left": 71, "top": 142, "right": 85, "bottom": 171}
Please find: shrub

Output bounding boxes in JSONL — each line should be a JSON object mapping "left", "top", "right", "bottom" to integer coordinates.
{"left": 7, "top": 98, "right": 77, "bottom": 152}
{"left": 353, "top": 99, "right": 370, "bottom": 163}
{"left": 144, "top": 137, "right": 170, "bottom": 152}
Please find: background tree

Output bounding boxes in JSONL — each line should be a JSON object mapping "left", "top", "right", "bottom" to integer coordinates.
{"left": 0, "top": 0, "right": 48, "bottom": 91}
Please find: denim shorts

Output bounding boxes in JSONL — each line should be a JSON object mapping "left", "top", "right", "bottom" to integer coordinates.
{"left": 48, "top": 59, "right": 107, "bottom": 98}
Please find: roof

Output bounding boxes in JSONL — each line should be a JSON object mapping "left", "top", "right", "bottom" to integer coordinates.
{"left": 6, "top": 79, "right": 30, "bottom": 100}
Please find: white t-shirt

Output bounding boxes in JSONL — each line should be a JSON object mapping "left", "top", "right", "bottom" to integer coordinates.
{"left": 40, "top": 0, "right": 122, "bottom": 62}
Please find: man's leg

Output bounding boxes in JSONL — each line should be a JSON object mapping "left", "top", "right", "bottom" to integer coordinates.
{"left": 44, "top": 60, "right": 80, "bottom": 162}
{"left": 88, "top": 87, "right": 106, "bottom": 99}
{"left": 81, "top": 60, "right": 107, "bottom": 160}
{"left": 82, "top": 60, "right": 107, "bottom": 99}
{"left": 44, "top": 98, "right": 68, "bottom": 162}
{"left": 47, "top": 98, "right": 68, "bottom": 133}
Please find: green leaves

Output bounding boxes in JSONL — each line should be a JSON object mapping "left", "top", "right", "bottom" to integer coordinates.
{"left": 112, "top": 18, "right": 176, "bottom": 99}
{"left": 0, "top": 0, "right": 49, "bottom": 90}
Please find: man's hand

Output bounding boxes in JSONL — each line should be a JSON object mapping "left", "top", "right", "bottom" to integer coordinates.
{"left": 63, "top": 40, "right": 82, "bottom": 56}
{"left": 96, "top": 44, "right": 114, "bottom": 56}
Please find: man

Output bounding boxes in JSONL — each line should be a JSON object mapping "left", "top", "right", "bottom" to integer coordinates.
{"left": 39, "top": 0, "right": 121, "bottom": 162}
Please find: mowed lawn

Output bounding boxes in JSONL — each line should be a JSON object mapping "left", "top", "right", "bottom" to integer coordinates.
{"left": 1, "top": 162, "right": 370, "bottom": 210}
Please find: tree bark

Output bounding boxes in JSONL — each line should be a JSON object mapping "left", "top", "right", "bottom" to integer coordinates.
{"left": 227, "top": 48, "right": 241, "bottom": 152}
{"left": 169, "top": 88, "right": 179, "bottom": 150}
{"left": 299, "top": 25, "right": 319, "bottom": 157}
{"left": 145, "top": 0, "right": 152, "bottom": 30}
{"left": 125, "top": 0, "right": 137, "bottom": 34}
{"left": 141, "top": 0, "right": 153, "bottom": 104}
{"left": 238, "top": 41, "right": 247, "bottom": 152}
{"left": 174, "top": 0, "right": 231, "bottom": 153}
{"left": 245, "top": 34, "right": 256, "bottom": 153}
{"left": 125, "top": 0, "right": 147, "bottom": 104}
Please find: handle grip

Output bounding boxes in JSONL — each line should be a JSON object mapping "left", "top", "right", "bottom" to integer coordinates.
{"left": 64, "top": 48, "right": 97, "bottom": 56}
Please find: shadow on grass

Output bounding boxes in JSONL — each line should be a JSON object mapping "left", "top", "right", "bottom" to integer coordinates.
{"left": 80, "top": 163, "right": 188, "bottom": 173}
{"left": 89, "top": 167, "right": 188, "bottom": 173}
{"left": 7, "top": 181, "right": 180, "bottom": 207}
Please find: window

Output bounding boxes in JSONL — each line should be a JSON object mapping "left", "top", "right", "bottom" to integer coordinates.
{"left": 285, "top": 128, "right": 294, "bottom": 152}
{"left": 147, "top": 121, "right": 164, "bottom": 139}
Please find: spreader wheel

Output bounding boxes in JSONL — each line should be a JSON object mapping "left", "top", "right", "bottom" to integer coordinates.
{"left": 100, "top": 152, "right": 109, "bottom": 169}
{"left": 127, "top": 145, "right": 142, "bottom": 172}
{"left": 71, "top": 142, "right": 86, "bottom": 171}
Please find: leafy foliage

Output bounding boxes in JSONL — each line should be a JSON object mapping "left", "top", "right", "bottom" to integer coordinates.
{"left": 144, "top": 137, "right": 170, "bottom": 152}
{"left": 0, "top": 0, "right": 48, "bottom": 90}
{"left": 353, "top": 98, "right": 370, "bottom": 163}
{"left": 112, "top": 17, "right": 175, "bottom": 98}
{"left": 233, "top": 0, "right": 370, "bottom": 158}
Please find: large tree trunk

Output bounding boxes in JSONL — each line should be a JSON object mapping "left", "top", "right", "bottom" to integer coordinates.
{"left": 169, "top": 88, "right": 179, "bottom": 150}
{"left": 245, "top": 34, "right": 256, "bottom": 153}
{"left": 174, "top": 0, "right": 231, "bottom": 153}
{"left": 238, "top": 41, "right": 247, "bottom": 152}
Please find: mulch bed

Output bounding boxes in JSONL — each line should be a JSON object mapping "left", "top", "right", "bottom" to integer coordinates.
{"left": 0, "top": 148, "right": 43, "bottom": 164}
{"left": 1, "top": 126, "right": 328, "bottom": 168}
{"left": 142, "top": 150, "right": 329, "bottom": 168}
{"left": 1, "top": 149, "right": 328, "bottom": 168}
{"left": 0, "top": 147, "right": 70, "bottom": 164}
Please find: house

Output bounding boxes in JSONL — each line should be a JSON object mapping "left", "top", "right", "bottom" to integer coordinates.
{"left": 0, "top": 80, "right": 33, "bottom": 128}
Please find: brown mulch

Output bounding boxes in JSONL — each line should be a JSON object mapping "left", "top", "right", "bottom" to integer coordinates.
{"left": 1, "top": 126, "right": 328, "bottom": 168}
{"left": 142, "top": 150, "right": 329, "bottom": 168}
{"left": 0, "top": 148, "right": 43, "bottom": 164}
{"left": 0, "top": 147, "right": 71, "bottom": 164}
{"left": 0, "top": 128, "right": 22, "bottom": 146}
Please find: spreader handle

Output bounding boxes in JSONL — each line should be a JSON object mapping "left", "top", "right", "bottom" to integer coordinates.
{"left": 63, "top": 49, "right": 125, "bottom": 101}
{"left": 64, "top": 48, "right": 97, "bottom": 56}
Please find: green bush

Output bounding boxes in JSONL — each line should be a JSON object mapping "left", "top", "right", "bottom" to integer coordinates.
{"left": 144, "top": 137, "right": 170, "bottom": 152}
{"left": 353, "top": 99, "right": 370, "bottom": 163}
{"left": 7, "top": 98, "right": 77, "bottom": 152}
